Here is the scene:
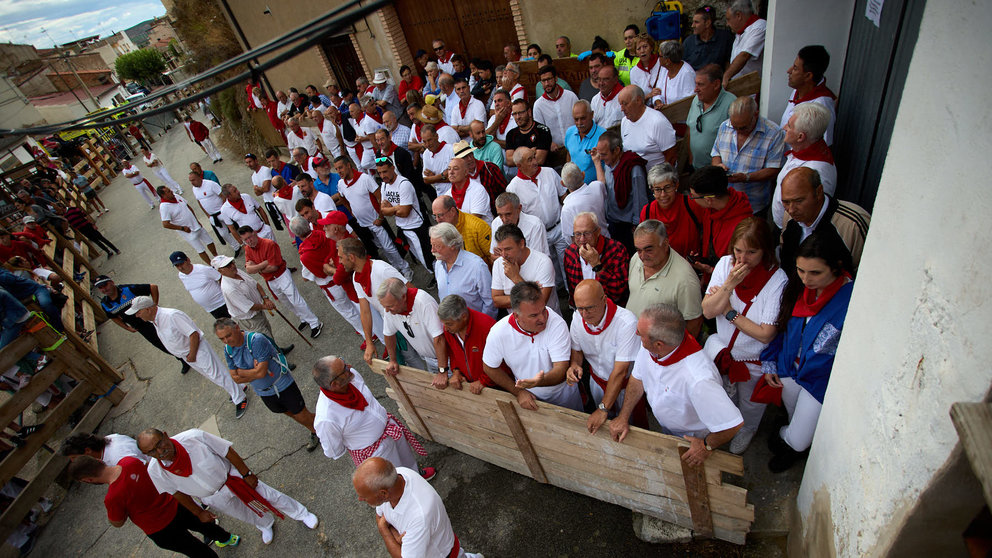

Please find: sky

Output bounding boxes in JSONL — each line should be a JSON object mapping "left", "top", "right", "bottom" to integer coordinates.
{"left": 0, "top": 0, "right": 166, "bottom": 48}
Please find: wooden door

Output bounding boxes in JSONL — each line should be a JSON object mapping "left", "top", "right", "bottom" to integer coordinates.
{"left": 321, "top": 34, "right": 366, "bottom": 90}
{"left": 393, "top": 0, "right": 516, "bottom": 65}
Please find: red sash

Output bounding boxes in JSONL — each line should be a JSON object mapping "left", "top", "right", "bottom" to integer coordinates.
{"left": 161, "top": 439, "right": 193, "bottom": 477}
{"left": 223, "top": 475, "right": 285, "bottom": 519}
{"left": 448, "top": 535, "right": 461, "bottom": 558}
{"left": 611, "top": 151, "right": 647, "bottom": 209}
{"left": 320, "top": 383, "right": 368, "bottom": 411}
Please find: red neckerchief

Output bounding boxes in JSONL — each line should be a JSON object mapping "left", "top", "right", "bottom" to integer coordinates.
{"left": 599, "top": 82, "right": 623, "bottom": 104}
{"left": 703, "top": 188, "right": 752, "bottom": 258}
{"left": 438, "top": 52, "right": 452, "bottom": 64}
{"left": 400, "top": 287, "right": 418, "bottom": 315}
{"left": 459, "top": 97, "right": 471, "bottom": 118}
{"left": 343, "top": 170, "right": 361, "bottom": 188}
{"left": 793, "top": 274, "right": 850, "bottom": 317}
{"left": 516, "top": 169, "right": 540, "bottom": 185}
{"left": 162, "top": 439, "right": 193, "bottom": 477}
{"left": 542, "top": 85, "right": 563, "bottom": 102}
{"left": 354, "top": 259, "right": 372, "bottom": 297}
{"left": 497, "top": 113, "right": 511, "bottom": 135}
{"left": 577, "top": 234, "right": 606, "bottom": 254}
{"left": 582, "top": 299, "right": 618, "bottom": 335}
{"left": 292, "top": 128, "right": 304, "bottom": 139}
{"left": 320, "top": 382, "right": 368, "bottom": 411}
{"left": 644, "top": 198, "right": 698, "bottom": 256}
{"left": 737, "top": 14, "right": 761, "bottom": 34}
{"left": 786, "top": 139, "right": 835, "bottom": 164}
{"left": 298, "top": 231, "right": 333, "bottom": 278}
{"left": 450, "top": 179, "right": 470, "bottom": 208}
{"left": 275, "top": 182, "right": 295, "bottom": 199}
{"left": 734, "top": 263, "right": 778, "bottom": 301}
{"left": 160, "top": 197, "right": 179, "bottom": 204}
{"left": 636, "top": 55, "right": 659, "bottom": 72}
{"left": 508, "top": 311, "right": 545, "bottom": 343}
{"left": 471, "top": 160, "right": 484, "bottom": 178}
{"left": 228, "top": 196, "right": 248, "bottom": 214}
{"left": 366, "top": 108, "right": 383, "bottom": 124}
{"left": 428, "top": 141, "right": 447, "bottom": 155}
{"left": 354, "top": 113, "right": 365, "bottom": 126}
{"left": 611, "top": 151, "right": 647, "bottom": 208}
{"left": 414, "top": 121, "right": 424, "bottom": 139}
{"left": 435, "top": 121, "right": 450, "bottom": 131}
{"left": 650, "top": 333, "right": 702, "bottom": 366}
{"left": 790, "top": 82, "right": 837, "bottom": 104}
{"left": 383, "top": 142, "right": 398, "bottom": 157}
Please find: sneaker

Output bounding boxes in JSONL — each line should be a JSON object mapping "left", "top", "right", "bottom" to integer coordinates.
{"left": 310, "top": 323, "right": 323, "bottom": 339}
{"left": 729, "top": 429, "right": 756, "bottom": 455}
{"left": 768, "top": 447, "right": 807, "bottom": 474}
{"left": 303, "top": 511, "right": 319, "bottom": 528}
{"left": 297, "top": 321, "right": 307, "bottom": 331}
{"left": 280, "top": 344, "right": 295, "bottom": 356}
{"left": 288, "top": 363, "right": 297, "bottom": 371}
{"left": 767, "top": 431, "right": 789, "bottom": 454}
{"left": 233, "top": 246, "right": 243, "bottom": 258}
{"left": 235, "top": 399, "right": 248, "bottom": 419}
{"left": 215, "top": 534, "right": 240, "bottom": 548}
{"left": 180, "top": 361, "right": 190, "bottom": 375}
{"left": 306, "top": 433, "right": 320, "bottom": 453}
{"left": 419, "top": 466, "right": 436, "bottom": 481}
{"left": 260, "top": 525, "right": 273, "bottom": 544}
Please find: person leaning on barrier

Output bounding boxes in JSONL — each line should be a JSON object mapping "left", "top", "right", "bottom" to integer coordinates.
{"left": 436, "top": 294, "right": 498, "bottom": 395}
{"left": 377, "top": 277, "right": 448, "bottom": 381}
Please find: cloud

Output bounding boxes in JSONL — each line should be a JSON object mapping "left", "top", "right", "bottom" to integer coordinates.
{"left": 0, "top": 0, "right": 165, "bottom": 47}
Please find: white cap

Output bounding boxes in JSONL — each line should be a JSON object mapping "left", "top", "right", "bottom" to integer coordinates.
{"left": 211, "top": 255, "right": 235, "bottom": 270}
{"left": 124, "top": 295, "right": 155, "bottom": 315}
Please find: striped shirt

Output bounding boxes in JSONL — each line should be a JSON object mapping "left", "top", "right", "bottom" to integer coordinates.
{"left": 710, "top": 117, "right": 785, "bottom": 212}
{"left": 63, "top": 207, "right": 91, "bottom": 229}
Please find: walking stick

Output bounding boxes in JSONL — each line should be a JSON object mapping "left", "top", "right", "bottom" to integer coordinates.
{"left": 267, "top": 307, "right": 314, "bottom": 347}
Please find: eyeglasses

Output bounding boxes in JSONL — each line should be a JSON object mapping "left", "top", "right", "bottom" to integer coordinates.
{"left": 142, "top": 437, "right": 172, "bottom": 457}
{"left": 434, "top": 46, "right": 445, "bottom": 52}
{"left": 329, "top": 365, "right": 351, "bottom": 385}
{"left": 573, "top": 230, "right": 596, "bottom": 238}
{"left": 651, "top": 185, "right": 677, "bottom": 194}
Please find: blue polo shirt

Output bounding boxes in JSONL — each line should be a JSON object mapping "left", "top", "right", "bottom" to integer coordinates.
{"left": 223, "top": 332, "right": 294, "bottom": 396}
{"left": 564, "top": 122, "right": 605, "bottom": 183}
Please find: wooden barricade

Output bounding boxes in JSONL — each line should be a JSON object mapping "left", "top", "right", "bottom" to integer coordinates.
{"left": 517, "top": 58, "right": 590, "bottom": 101}
{"left": 39, "top": 231, "right": 107, "bottom": 352}
{"left": 369, "top": 360, "right": 754, "bottom": 544}
{"left": 726, "top": 71, "right": 761, "bottom": 98}
{"left": 0, "top": 316, "right": 124, "bottom": 543}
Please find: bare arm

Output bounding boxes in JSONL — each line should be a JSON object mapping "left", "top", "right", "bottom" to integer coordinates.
{"left": 723, "top": 53, "right": 752, "bottom": 83}
{"left": 491, "top": 289, "right": 510, "bottom": 309}
{"left": 610, "top": 377, "right": 645, "bottom": 442}
{"left": 149, "top": 284, "right": 160, "bottom": 304}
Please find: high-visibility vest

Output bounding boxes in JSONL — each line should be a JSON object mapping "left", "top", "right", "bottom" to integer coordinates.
{"left": 611, "top": 48, "right": 639, "bottom": 86}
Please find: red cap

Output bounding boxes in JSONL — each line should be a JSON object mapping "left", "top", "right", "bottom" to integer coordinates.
{"left": 316, "top": 211, "right": 348, "bottom": 226}
{"left": 312, "top": 156, "right": 329, "bottom": 167}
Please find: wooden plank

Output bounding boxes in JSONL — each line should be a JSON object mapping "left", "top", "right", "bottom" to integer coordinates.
{"left": 679, "top": 446, "right": 715, "bottom": 538}
{"left": 375, "top": 361, "right": 434, "bottom": 442}
{"left": 497, "top": 400, "right": 548, "bottom": 483}
{"left": 0, "top": 397, "right": 112, "bottom": 543}
{"left": 62, "top": 328, "right": 120, "bottom": 382}
{"left": 726, "top": 71, "right": 761, "bottom": 97}
{"left": 951, "top": 402, "right": 992, "bottom": 508}
{"left": 60, "top": 247, "right": 75, "bottom": 331}
{"left": 661, "top": 95, "right": 693, "bottom": 124}
{"left": 0, "top": 360, "right": 68, "bottom": 429}
{"left": 38, "top": 250, "right": 106, "bottom": 321}
{"left": 0, "top": 335, "right": 38, "bottom": 374}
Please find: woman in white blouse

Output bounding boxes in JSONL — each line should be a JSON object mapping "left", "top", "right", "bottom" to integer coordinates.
{"left": 656, "top": 40, "right": 697, "bottom": 109}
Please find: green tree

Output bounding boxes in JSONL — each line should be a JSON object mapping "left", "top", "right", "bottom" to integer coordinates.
{"left": 114, "top": 48, "right": 166, "bottom": 85}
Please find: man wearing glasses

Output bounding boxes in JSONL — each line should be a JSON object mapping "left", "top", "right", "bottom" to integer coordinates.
{"left": 593, "top": 130, "right": 649, "bottom": 256}
{"left": 563, "top": 213, "right": 630, "bottom": 306}
{"left": 432, "top": 39, "right": 455, "bottom": 75}
{"left": 686, "top": 64, "right": 736, "bottom": 169}
{"left": 376, "top": 277, "right": 448, "bottom": 380}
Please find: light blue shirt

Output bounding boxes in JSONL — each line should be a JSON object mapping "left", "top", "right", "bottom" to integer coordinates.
{"left": 434, "top": 249, "right": 496, "bottom": 318}
{"left": 564, "top": 122, "right": 605, "bottom": 183}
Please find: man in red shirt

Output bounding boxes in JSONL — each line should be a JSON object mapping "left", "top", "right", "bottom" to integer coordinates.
{"left": 68, "top": 455, "right": 240, "bottom": 556}
{"left": 436, "top": 293, "right": 497, "bottom": 394}
{"left": 0, "top": 228, "right": 45, "bottom": 268}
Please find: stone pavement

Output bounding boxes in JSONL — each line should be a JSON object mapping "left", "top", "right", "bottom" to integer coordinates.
{"left": 27, "top": 116, "right": 788, "bottom": 557}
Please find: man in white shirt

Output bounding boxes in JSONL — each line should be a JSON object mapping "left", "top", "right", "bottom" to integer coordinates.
{"left": 421, "top": 125, "right": 454, "bottom": 196}
{"left": 158, "top": 186, "right": 217, "bottom": 264}
{"left": 502, "top": 62, "right": 527, "bottom": 102}
{"left": 593, "top": 66, "right": 625, "bottom": 129}
{"left": 568, "top": 280, "right": 642, "bottom": 433}
{"left": 189, "top": 172, "right": 240, "bottom": 253}
{"left": 559, "top": 164, "right": 609, "bottom": 243}
{"left": 291, "top": 147, "right": 320, "bottom": 181}
{"left": 126, "top": 296, "right": 248, "bottom": 418}
{"left": 533, "top": 66, "right": 579, "bottom": 149}
{"left": 60, "top": 432, "right": 147, "bottom": 466}
{"left": 377, "top": 277, "right": 447, "bottom": 374}
{"left": 485, "top": 90, "right": 517, "bottom": 149}
{"left": 141, "top": 148, "right": 182, "bottom": 194}
{"left": 170, "top": 250, "right": 229, "bottom": 319}
{"left": 213, "top": 255, "right": 294, "bottom": 354}
{"left": 482, "top": 281, "right": 582, "bottom": 411}
{"left": 448, "top": 78, "right": 486, "bottom": 137}
{"left": 245, "top": 153, "right": 285, "bottom": 232}
{"left": 489, "top": 191, "right": 549, "bottom": 259}
{"left": 610, "top": 303, "right": 744, "bottom": 466}
{"left": 138, "top": 428, "right": 318, "bottom": 544}
{"left": 122, "top": 159, "right": 157, "bottom": 209}
{"left": 354, "top": 458, "right": 482, "bottom": 558}
{"left": 506, "top": 147, "right": 569, "bottom": 286}
{"left": 285, "top": 116, "right": 323, "bottom": 157}
{"left": 347, "top": 103, "right": 379, "bottom": 173}
{"left": 376, "top": 158, "right": 432, "bottom": 270}
{"left": 295, "top": 173, "right": 336, "bottom": 216}
{"left": 780, "top": 45, "right": 836, "bottom": 146}
{"left": 491, "top": 224, "right": 559, "bottom": 314}
{"left": 275, "top": 90, "right": 291, "bottom": 119}
{"left": 311, "top": 108, "right": 343, "bottom": 158}
{"left": 312, "top": 357, "right": 434, "bottom": 478}
{"left": 619, "top": 85, "right": 677, "bottom": 169}
{"left": 724, "top": 0, "right": 766, "bottom": 83}
{"left": 219, "top": 184, "right": 274, "bottom": 242}
{"left": 772, "top": 102, "right": 837, "bottom": 228}
{"left": 446, "top": 157, "right": 493, "bottom": 223}
{"left": 337, "top": 237, "right": 403, "bottom": 366}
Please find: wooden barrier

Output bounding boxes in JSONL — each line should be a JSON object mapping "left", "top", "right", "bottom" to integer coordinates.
{"left": 517, "top": 58, "right": 590, "bottom": 100}
{"left": 39, "top": 229, "right": 107, "bottom": 351}
{"left": 369, "top": 360, "right": 753, "bottom": 544}
{"left": 726, "top": 71, "right": 761, "bottom": 98}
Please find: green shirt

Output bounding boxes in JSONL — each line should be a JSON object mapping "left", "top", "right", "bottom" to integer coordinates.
{"left": 612, "top": 49, "right": 639, "bottom": 86}
{"left": 535, "top": 77, "right": 572, "bottom": 97}
{"left": 626, "top": 250, "right": 703, "bottom": 320}
{"left": 473, "top": 135, "right": 505, "bottom": 168}
{"left": 686, "top": 88, "right": 737, "bottom": 168}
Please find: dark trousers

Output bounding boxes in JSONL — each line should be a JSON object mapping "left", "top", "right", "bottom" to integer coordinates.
{"left": 135, "top": 136, "right": 152, "bottom": 151}
{"left": 350, "top": 218, "right": 382, "bottom": 260}
{"left": 147, "top": 505, "right": 231, "bottom": 558}
{"left": 209, "top": 306, "right": 231, "bottom": 319}
{"left": 263, "top": 201, "right": 284, "bottom": 231}
{"left": 404, "top": 219, "right": 435, "bottom": 269}
{"left": 77, "top": 224, "right": 119, "bottom": 255}
{"left": 608, "top": 221, "right": 636, "bottom": 258}
{"left": 31, "top": 287, "right": 64, "bottom": 332}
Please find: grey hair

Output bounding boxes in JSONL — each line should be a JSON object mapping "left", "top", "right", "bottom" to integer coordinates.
{"left": 289, "top": 216, "right": 311, "bottom": 238}
{"left": 292, "top": 147, "right": 309, "bottom": 157}
{"left": 437, "top": 294, "right": 469, "bottom": 322}
{"left": 509, "top": 281, "right": 543, "bottom": 311}
{"left": 574, "top": 211, "right": 599, "bottom": 228}
{"left": 641, "top": 303, "right": 686, "bottom": 346}
{"left": 635, "top": 219, "right": 669, "bottom": 241}
{"left": 353, "top": 458, "right": 398, "bottom": 492}
{"left": 287, "top": 116, "right": 299, "bottom": 126}
{"left": 791, "top": 103, "right": 830, "bottom": 141}
{"left": 312, "top": 355, "right": 342, "bottom": 388}
{"left": 572, "top": 99, "right": 592, "bottom": 113}
{"left": 504, "top": 62, "right": 520, "bottom": 76}
{"left": 628, "top": 84, "right": 645, "bottom": 102}
{"left": 729, "top": 0, "right": 755, "bottom": 15}
{"left": 512, "top": 147, "right": 532, "bottom": 166}
{"left": 658, "top": 40, "right": 683, "bottom": 64}
{"left": 439, "top": 74, "right": 454, "bottom": 87}
{"left": 375, "top": 276, "right": 407, "bottom": 302}
{"left": 561, "top": 162, "right": 585, "bottom": 191}
{"left": 212, "top": 317, "right": 238, "bottom": 332}
{"left": 360, "top": 94, "right": 375, "bottom": 107}
{"left": 728, "top": 95, "right": 757, "bottom": 119}
{"left": 437, "top": 195, "right": 457, "bottom": 211}
{"left": 425, "top": 61, "right": 439, "bottom": 72}
{"left": 598, "top": 129, "right": 622, "bottom": 152}
{"left": 495, "top": 191, "right": 521, "bottom": 209}
{"left": 429, "top": 222, "right": 464, "bottom": 249}
{"left": 647, "top": 163, "right": 679, "bottom": 187}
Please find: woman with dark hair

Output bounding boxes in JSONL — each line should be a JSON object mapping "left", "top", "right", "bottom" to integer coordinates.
{"left": 397, "top": 65, "right": 423, "bottom": 107}
{"left": 761, "top": 232, "right": 853, "bottom": 472}
{"left": 523, "top": 43, "right": 542, "bottom": 61}
{"left": 701, "top": 217, "right": 787, "bottom": 454}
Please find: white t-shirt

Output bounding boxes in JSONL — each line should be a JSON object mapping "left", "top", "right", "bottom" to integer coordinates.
{"left": 509, "top": 83, "right": 526, "bottom": 102}
{"left": 314, "top": 369, "right": 388, "bottom": 458}
{"left": 631, "top": 345, "right": 743, "bottom": 437}
{"left": 286, "top": 126, "right": 321, "bottom": 157}
{"left": 560, "top": 181, "right": 609, "bottom": 241}
{"left": 381, "top": 175, "right": 423, "bottom": 230}
{"left": 308, "top": 191, "right": 337, "bottom": 217}
{"left": 178, "top": 264, "right": 226, "bottom": 312}
{"left": 487, "top": 113, "right": 518, "bottom": 142}
{"left": 593, "top": 91, "right": 623, "bottom": 129}
{"left": 450, "top": 179, "right": 493, "bottom": 223}
{"left": 251, "top": 166, "right": 275, "bottom": 203}
{"left": 192, "top": 179, "right": 225, "bottom": 215}
{"left": 123, "top": 164, "right": 145, "bottom": 185}
{"left": 221, "top": 269, "right": 264, "bottom": 320}
{"left": 354, "top": 260, "right": 406, "bottom": 317}
{"left": 422, "top": 143, "right": 454, "bottom": 196}
{"left": 569, "top": 305, "right": 641, "bottom": 382}
{"left": 772, "top": 153, "right": 837, "bottom": 228}
{"left": 338, "top": 173, "right": 380, "bottom": 227}
{"left": 491, "top": 249, "right": 559, "bottom": 314}
{"left": 620, "top": 109, "right": 677, "bottom": 170}
{"left": 317, "top": 119, "right": 343, "bottom": 158}
{"left": 220, "top": 195, "right": 265, "bottom": 231}
{"left": 102, "top": 434, "right": 147, "bottom": 466}
{"left": 703, "top": 256, "right": 788, "bottom": 362}
{"left": 142, "top": 152, "right": 161, "bottom": 168}
{"left": 731, "top": 19, "right": 766, "bottom": 78}
{"left": 533, "top": 88, "right": 579, "bottom": 146}
{"left": 482, "top": 309, "right": 580, "bottom": 408}
{"left": 448, "top": 97, "right": 487, "bottom": 130}
{"left": 273, "top": 187, "right": 303, "bottom": 222}
{"left": 152, "top": 307, "right": 202, "bottom": 357}
{"left": 660, "top": 62, "right": 697, "bottom": 105}
{"left": 376, "top": 467, "right": 456, "bottom": 558}
{"left": 630, "top": 59, "right": 666, "bottom": 106}
{"left": 506, "top": 167, "right": 565, "bottom": 229}
{"left": 381, "top": 290, "right": 444, "bottom": 363}
{"left": 160, "top": 196, "right": 201, "bottom": 231}
{"left": 147, "top": 429, "right": 233, "bottom": 498}
{"left": 490, "top": 211, "right": 549, "bottom": 256}
{"left": 299, "top": 157, "right": 320, "bottom": 180}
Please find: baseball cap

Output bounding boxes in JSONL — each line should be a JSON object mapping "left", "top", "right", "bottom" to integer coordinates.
{"left": 169, "top": 251, "right": 189, "bottom": 265}
{"left": 316, "top": 211, "right": 348, "bottom": 226}
{"left": 94, "top": 275, "right": 113, "bottom": 287}
{"left": 211, "top": 255, "right": 235, "bottom": 269}
{"left": 124, "top": 295, "right": 155, "bottom": 315}
{"left": 22, "top": 216, "right": 36, "bottom": 224}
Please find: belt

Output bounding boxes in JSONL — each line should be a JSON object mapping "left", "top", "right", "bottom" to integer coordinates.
{"left": 545, "top": 220, "right": 560, "bottom": 232}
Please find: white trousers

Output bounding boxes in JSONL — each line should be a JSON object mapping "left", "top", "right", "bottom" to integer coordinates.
{"left": 184, "top": 341, "right": 246, "bottom": 404}
{"left": 702, "top": 338, "right": 768, "bottom": 432}
{"left": 547, "top": 223, "right": 569, "bottom": 289}
{"left": 317, "top": 282, "right": 363, "bottom": 335}
{"left": 135, "top": 183, "right": 156, "bottom": 207}
{"left": 780, "top": 376, "right": 822, "bottom": 452}
{"left": 154, "top": 167, "right": 182, "bottom": 192}
{"left": 267, "top": 269, "right": 319, "bottom": 328}
{"left": 200, "top": 137, "right": 222, "bottom": 161}
{"left": 369, "top": 434, "right": 418, "bottom": 471}
{"left": 369, "top": 223, "right": 411, "bottom": 275}
{"left": 180, "top": 227, "right": 214, "bottom": 254}
{"left": 401, "top": 228, "right": 428, "bottom": 268}
{"left": 255, "top": 224, "right": 275, "bottom": 241}
{"left": 587, "top": 374, "right": 625, "bottom": 415}
{"left": 202, "top": 479, "right": 310, "bottom": 533}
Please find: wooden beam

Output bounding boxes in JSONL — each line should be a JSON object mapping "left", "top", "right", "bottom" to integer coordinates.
{"left": 0, "top": 335, "right": 37, "bottom": 374}
{"left": 0, "top": 360, "right": 68, "bottom": 429}
{"left": 372, "top": 360, "right": 434, "bottom": 442}
{"left": 38, "top": 250, "right": 106, "bottom": 321}
{"left": 679, "top": 446, "right": 715, "bottom": 538}
{"left": 726, "top": 71, "right": 761, "bottom": 97}
{"left": 497, "top": 400, "right": 548, "bottom": 483}
{"left": 951, "top": 402, "right": 992, "bottom": 508}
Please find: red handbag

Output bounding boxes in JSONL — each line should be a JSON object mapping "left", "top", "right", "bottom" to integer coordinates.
{"left": 750, "top": 374, "right": 783, "bottom": 406}
{"left": 714, "top": 301, "right": 755, "bottom": 384}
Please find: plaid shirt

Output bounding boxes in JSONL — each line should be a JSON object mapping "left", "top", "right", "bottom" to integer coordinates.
{"left": 710, "top": 117, "right": 785, "bottom": 212}
{"left": 564, "top": 236, "right": 630, "bottom": 306}
{"left": 470, "top": 160, "right": 507, "bottom": 215}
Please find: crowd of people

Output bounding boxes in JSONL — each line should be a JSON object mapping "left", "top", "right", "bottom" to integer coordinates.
{"left": 4, "top": 2, "right": 882, "bottom": 555}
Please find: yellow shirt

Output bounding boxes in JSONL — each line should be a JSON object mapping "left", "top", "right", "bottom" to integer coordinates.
{"left": 455, "top": 211, "right": 492, "bottom": 263}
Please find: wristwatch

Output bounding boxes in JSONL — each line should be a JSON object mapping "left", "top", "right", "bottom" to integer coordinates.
{"left": 438, "top": 366, "right": 449, "bottom": 376}
{"left": 703, "top": 435, "right": 714, "bottom": 451}
{"left": 597, "top": 402, "right": 608, "bottom": 412}
{"left": 592, "top": 263, "right": 603, "bottom": 273}
{"left": 725, "top": 309, "right": 739, "bottom": 322}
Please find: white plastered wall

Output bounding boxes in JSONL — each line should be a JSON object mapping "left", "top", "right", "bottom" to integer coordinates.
{"left": 795, "top": 1, "right": 992, "bottom": 556}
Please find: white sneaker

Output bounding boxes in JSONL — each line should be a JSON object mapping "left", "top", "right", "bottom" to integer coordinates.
{"left": 260, "top": 525, "right": 273, "bottom": 544}
{"left": 303, "top": 512, "right": 318, "bottom": 529}
{"left": 729, "top": 428, "right": 757, "bottom": 455}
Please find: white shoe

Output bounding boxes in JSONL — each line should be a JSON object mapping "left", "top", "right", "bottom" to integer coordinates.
{"left": 729, "top": 428, "right": 757, "bottom": 455}
{"left": 303, "top": 512, "right": 318, "bottom": 529}
{"left": 260, "top": 525, "right": 273, "bottom": 544}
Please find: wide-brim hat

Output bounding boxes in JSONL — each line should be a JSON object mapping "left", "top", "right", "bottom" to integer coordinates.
{"left": 372, "top": 71, "right": 388, "bottom": 85}
{"left": 452, "top": 141, "right": 476, "bottom": 159}
{"left": 417, "top": 104, "right": 444, "bottom": 125}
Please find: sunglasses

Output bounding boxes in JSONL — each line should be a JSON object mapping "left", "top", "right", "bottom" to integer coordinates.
{"left": 374, "top": 156, "right": 391, "bottom": 164}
